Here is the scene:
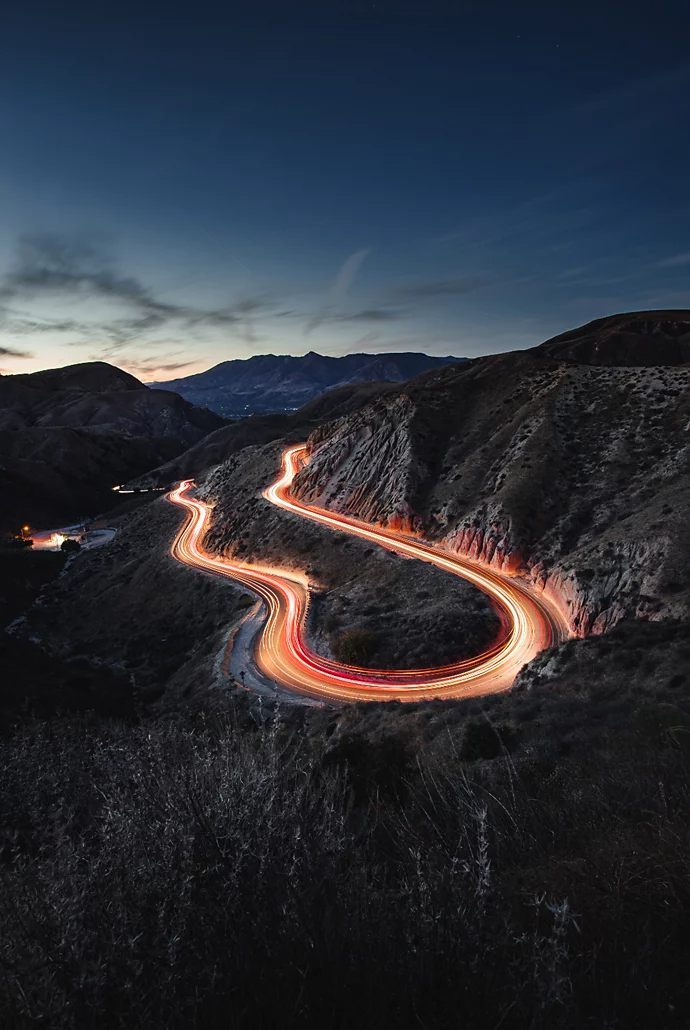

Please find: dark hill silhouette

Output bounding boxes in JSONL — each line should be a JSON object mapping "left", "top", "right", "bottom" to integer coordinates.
{"left": 0, "top": 362, "right": 226, "bottom": 531}
{"left": 0, "top": 361, "right": 225, "bottom": 440}
{"left": 534, "top": 310, "right": 690, "bottom": 366}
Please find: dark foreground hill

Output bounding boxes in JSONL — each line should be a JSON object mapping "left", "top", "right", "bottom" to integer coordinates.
{"left": 151, "top": 350, "right": 464, "bottom": 416}
{"left": 0, "top": 361, "right": 226, "bottom": 531}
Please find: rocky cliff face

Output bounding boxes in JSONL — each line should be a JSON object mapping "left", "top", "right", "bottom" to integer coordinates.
{"left": 292, "top": 350, "right": 690, "bottom": 637}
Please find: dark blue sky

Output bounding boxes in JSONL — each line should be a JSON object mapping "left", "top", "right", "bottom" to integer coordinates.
{"left": 1, "top": 0, "right": 689, "bottom": 378}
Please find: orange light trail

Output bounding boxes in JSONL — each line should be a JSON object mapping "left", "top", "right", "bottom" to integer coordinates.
{"left": 168, "top": 444, "right": 570, "bottom": 703}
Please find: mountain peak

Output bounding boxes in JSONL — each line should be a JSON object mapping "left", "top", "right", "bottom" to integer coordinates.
{"left": 11, "top": 361, "right": 145, "bottom": 394}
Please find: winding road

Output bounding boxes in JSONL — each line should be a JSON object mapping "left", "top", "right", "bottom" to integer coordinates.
{"left": 168, "top": 444, "right": 570, "bottom": 703}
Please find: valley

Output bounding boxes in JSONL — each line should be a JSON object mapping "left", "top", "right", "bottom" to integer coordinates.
{"left": 8, "top": 312, "right": 688, "bottom": 716}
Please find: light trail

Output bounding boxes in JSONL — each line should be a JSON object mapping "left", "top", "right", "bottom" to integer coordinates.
{"left": 168, "top": 444, "right": 570, "bottom": 703}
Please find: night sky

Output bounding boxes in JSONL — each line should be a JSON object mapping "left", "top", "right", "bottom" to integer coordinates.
{"left": 1, "top": 1, "right": 689, "bottom": 379}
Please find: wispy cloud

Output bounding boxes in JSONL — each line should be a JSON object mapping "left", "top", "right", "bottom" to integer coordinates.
{"left": 655, "top": 251, "right": 690, "bottom": 269}
{"left": 350, "top": 332, "right": 382, "bottom": 350}
{"left": 330, "top": 307, "right": 402, "bottom": 323}
{"left": 0, "top": 234, "right": 244, "bottom": 329}
{"left": 0, "top": 344, "right": 33, "bottom": 358}
{"left": 389, "top": 275, "right": 488, "bottom": 300}
{"left": 433, "top": 182, "right": 596, "bottom": 250}
{"left": 0, "top": 234, "right": 273, "bottom": 363}
{"left": 124, "top": 357, "right": 198, "bottom": 379}
{"left": 304, "top": 248, "right": 371, "bottom": 335}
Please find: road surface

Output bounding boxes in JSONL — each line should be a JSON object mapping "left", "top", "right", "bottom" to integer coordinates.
{"left": 168, "top": 444, "right": 570, "bottom": 703}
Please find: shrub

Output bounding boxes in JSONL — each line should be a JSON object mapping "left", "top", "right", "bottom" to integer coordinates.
{"left": 332, "top": 628, "right": 379, "bottom": 666}
{"left": 61, "top": 538, "right": 81, "bottom": 554}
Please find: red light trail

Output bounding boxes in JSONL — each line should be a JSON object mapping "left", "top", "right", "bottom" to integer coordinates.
{"left": 168, "top": 444, "right": 569, "bottom": 703}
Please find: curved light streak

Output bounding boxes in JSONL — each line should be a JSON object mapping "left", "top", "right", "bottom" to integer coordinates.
{"left": 168, "top": 444, "right": 570, "bottom": 703}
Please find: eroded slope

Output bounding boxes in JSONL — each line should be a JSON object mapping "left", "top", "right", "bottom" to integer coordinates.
{"left": 292, "top": 352, "right": 690, "bottom": 635}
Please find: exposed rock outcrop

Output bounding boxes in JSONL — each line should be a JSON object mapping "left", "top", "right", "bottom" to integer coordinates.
{"left": 291, "top": 348, "right": 690, "bottom": 637}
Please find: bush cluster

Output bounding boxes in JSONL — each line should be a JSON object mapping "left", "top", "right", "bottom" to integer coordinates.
{"left": 331, "top": 627, "right": 379, "bottom": 666}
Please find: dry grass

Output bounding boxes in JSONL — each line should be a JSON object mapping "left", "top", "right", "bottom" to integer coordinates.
{"left": 1, "top": 703, "right": 690, "bottom": 1029}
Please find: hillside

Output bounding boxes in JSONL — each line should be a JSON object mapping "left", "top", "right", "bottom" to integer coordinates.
{"left": 151, "top": 350, "right": 464, "bottom": 416}
{"left": 52, "top": 308, "right": 689, "bottom": 694}
{"left": 0, "top": 427, "right": 183, "bottom": 532}
{"left": 0, "top": 361, "right": 225, "bottom": 441}
{"left": 291, "top": 312, "right": 690, "bottom": 638}
{"left": 0, "top": 361, "right": 227, "bottom": 531}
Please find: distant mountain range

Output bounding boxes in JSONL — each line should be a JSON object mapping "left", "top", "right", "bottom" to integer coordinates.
{"left": 150, "top": 351, "right": 465, "bottom": 416}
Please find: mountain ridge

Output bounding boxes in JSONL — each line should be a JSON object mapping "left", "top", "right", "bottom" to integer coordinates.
{"left": 150, "top": 350, "right": 465, "bottom": 416}
{"left": 533, "top": 309, "right": 690, "bottom": 366}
